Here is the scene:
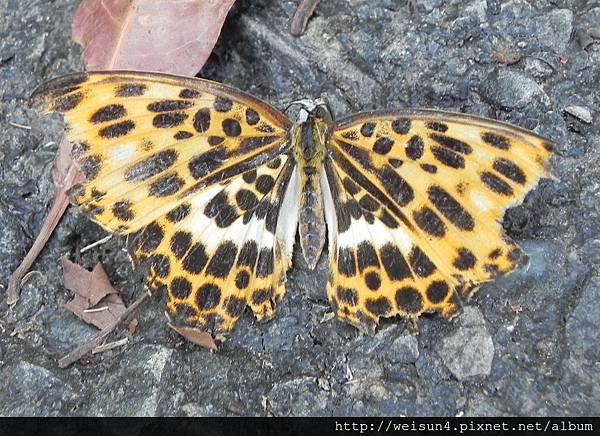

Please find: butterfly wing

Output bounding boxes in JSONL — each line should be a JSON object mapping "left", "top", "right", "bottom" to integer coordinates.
{"left": 32, "top": 71, "right": 299, "bottom": 333}
{"left": 324, "top": 109, "right": 554, "bottom": 331}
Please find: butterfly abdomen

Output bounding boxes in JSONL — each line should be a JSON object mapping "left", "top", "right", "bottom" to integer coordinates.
{"left": 295, "top": 113, "right": 329, "bottom": 269}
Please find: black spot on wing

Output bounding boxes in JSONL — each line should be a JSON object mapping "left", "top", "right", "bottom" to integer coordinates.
{"left": 193, "top": 108, "right": 211, "bottom": 132}
{"left": 377, "top": 167, "right": 414, "bottom": 207}
{"left": 196, "top": 283, "right": 221, "bottom": 310}
{"left": 392, "top": 118, "right": 411, "bottom": 135}
{"left": 170, "top": 277, "right": 192, "bottom": 299}
{"left": 71, "top": 141, "right": 90, "bottom": 159}
{"left": 179, "top": 88, "right": 201, "bottom": 99}
{"left": 388, "top": 158, "right": 403, "bottom": 168}
{"left": 235, "top": 189, "right": 259, "bottom": 211}
{"left": 246, "top": 108, "right": 260, "bottom": 125}
{"left": 395, "top": 286, "right": 423, "bottom": 313}
{"left": 426, "top": 121, "right": 448, "bottom": 132}
{"left": 413, "top": 207, "right": 446, "bottom": 238}
{"left": 237, "top": 241, "right": 258, "bottom": 268}
{"left": 431, "top": 146, "right": 465, "bottom": 169}
{"left": 80, "top": 155, "right": 102, "bottom": 180}
{"left": 188, "top": 148, "right": 226, "bottom": 180}
{"left": 174, "top": 131, "right": 193, "bottom": 140}
{"left": 243, "top": 169, "right": 257, "bottom": 184}
{"left": 138, "top": 222, "right": 164, "bottom": 253}
{"left": 166, "top": 203, "right": 190, "bottom": 223}
{"left": 52, "top": 92, "right": 85, "bottom": 112}
{"left": 482, "top": 132, "right": 510, "bottom": 149}
{"left": 90, "top": 104, "right": 126, "bottom": 124}
{"left": 426, "top": 280, "right": 449, "bottom": 304}
{"left": 125, "top": 149, "right": 178, "bottom": 182}
{"left": 408, "top": 246, "right": 436, "bottom": 278}
{"left": 206, "top": 241, "right": 237, "bottom": 278}
{"left": 429, "top": 133, "right": 472, "bottom": 154}
{"left": 427, "top": 185, "right": 475, "bottom": 231}
{"left": 182, "top": 243, "right": 209, "bottom": 274}
{"left": 225, "top": 296, "right": 246, "bottom": 317}
{"left": 357, "top": 242, "right": 379, "bottom": 272}
{"left": 99, "top": 120, "right": 135, "bottom": 139}
{"left": 380, "top": 243, "right": 412, "bottom": 280}
{"left": 405, "top": 135, "right": 424, "bottom": 160}
{"left": 364, "top": 271, "right": 381, "bottom": 290}
{"left": 170, "top": 231, "right": 192, "bottom": 259}
{"left": 112, "top": 200, "right": 134, "bottom": 221}
{"left": 149, "top": 173, "right": 185, "bottom": 197}
{"left": 337, "top": 248, "right": 357, "bottom": 277}
{"left": 147, "top": 100, "right": 193, "bottom": 112}
{"left": 256, "top": 175, "right": 275, "bottom": 194}
{"left": 150, "top": 254, "right": 170, "bottom": 278}
{"left": 252, "top": 287, "right": 274, "bottom": 305}
{"left": 115, "top": 83, "right": 146, "bottom": 97}
{"left": 208, "top": 136, "right": 224, "bottom": 146}
{"left": 342, "top": 177, "right": 360, "bottom": 196}
{"left": 337, "top": 287, "right": 358, "bottom": 306}
{"left": 373, "top": 137, "right": 394, "bottom": 155}
{"left": 360, "top": 122, "right": 376, "bottom": 137}
{"left": 235, "top": 270, "right": 250, "bottom": 289}
{"left": 213, "top": 96, "right": 233, "bottom": 112}
{"left": 359, "top": 194, "right": 379, "bottom": 212}
{"left": 453, "top": 247, "right": 476, "bottom": 270}
{"left": 493, "top": 158, "right": 526, "bottom": 185}
{"left": 256, "top": 249, "right": 274, "bottom": 278}
{"left": 365, "top": 297, "right": 392, "bottom": 316}
{"left": 153, "top": 112, "right": 188, "bottom": 128}
{"left": 481, "top": 171, "right": 514, "bottom": 196}
{"left": 420, "top": 163, "right": 437, "bottom": 174}
{"left": 222, "top": 118, "right": 241, "bottom": 137}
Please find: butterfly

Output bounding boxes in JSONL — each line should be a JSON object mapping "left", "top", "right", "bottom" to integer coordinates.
{"left": 31, "top": 71, "right": 554, "bottom": 335}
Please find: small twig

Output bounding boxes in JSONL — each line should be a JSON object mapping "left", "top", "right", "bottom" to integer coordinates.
{"left": 83, "top": 306, "right": 109, "bottom": 313}
{"left": 20, "top": 270, "right": 43, "bottom": 287}
{"left": 8, "top": 121, "right": 32, "bottom": 130}
{"left": 92, "top": 337, "right": 129, "bottom": 354}
{"left": 58, "top": 291, "right": 150, "bottom": 368}
{"left": 290, "top": 0, "right": 320, "bottom": 36}
{"left": 8, "top": 163, "right": 79, "bottom": 305}
{"left": 80, "top": 234, "right": 112, "bottom": 253}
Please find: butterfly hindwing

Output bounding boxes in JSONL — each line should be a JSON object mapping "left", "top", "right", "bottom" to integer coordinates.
{"left": 137, "top": 154, "right": 298, "bottom": 333}
{"left": 32, "top": 71, "right": 298, "bottom": 333}
{"left": 326, "top": 109, "right": 554, "bottom": 331}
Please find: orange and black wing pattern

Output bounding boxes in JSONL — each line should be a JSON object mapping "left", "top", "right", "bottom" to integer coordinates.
{"left": 324, "top": 109, "right": 554, "bottom": 331}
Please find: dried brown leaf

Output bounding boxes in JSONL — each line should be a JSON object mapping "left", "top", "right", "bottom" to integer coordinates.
{"left": 62, "top": 258, "right": 126, "bottom": 330}
{"left": 168, "top": 323, "right": 218, "bottom": 351}
{"left": 72, "top": 0, "right": 236, "bottom": 74}
{"left": 128, "top": 318, "right": 139, "bottom": 335}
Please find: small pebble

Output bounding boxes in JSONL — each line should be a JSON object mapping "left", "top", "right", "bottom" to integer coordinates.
{"left": 564, "top": 106, "right": 592, "bottom": 124}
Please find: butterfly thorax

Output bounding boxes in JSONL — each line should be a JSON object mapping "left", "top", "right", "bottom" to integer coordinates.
{"left": 293, "top": 109, "right": 330, "bottom": 270}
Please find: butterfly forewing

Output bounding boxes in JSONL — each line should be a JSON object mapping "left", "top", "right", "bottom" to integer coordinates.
{"left": 325, "top": 109, "right": 554, "bottom": 331}
{"left": 32, "top": 71, "right": 298, "bottom": 333}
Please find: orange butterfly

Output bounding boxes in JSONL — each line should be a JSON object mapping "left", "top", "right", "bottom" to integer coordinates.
{"left": 32, "top": 71, "right": 554, "bottom": 334}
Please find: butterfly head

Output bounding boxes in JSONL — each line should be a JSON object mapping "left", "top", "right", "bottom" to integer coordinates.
{"left": 288, "top": 99, "right": 332, "bottom": 161}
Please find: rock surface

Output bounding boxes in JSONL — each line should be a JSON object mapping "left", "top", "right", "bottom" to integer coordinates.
{"left": 1, "top": 0, "right": 599, "bottom": 416}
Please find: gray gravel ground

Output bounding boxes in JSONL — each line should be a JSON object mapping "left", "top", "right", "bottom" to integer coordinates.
{"left": 1, "top": 0, "right": 599, "bottom": 416}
